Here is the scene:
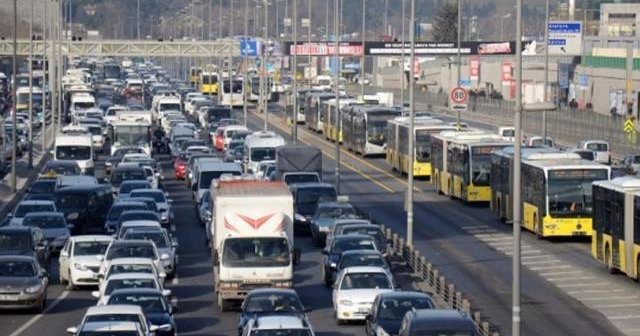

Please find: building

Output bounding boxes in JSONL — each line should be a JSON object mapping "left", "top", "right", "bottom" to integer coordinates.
{"left": 599, "top": 3, "right": 640, "bottom": 37}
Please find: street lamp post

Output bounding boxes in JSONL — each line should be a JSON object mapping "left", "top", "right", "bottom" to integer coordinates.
{"left": 407, "top": 0, "right": 416, "bottom": 246}
{"left": 360, "top": 0, "right": 366, "bottom": 98}
{"left": 28, "top": 0, "right": 34, "bottom": 169}
{"left": 543, "top": 0, "right": 549, "bottom": 140}
{"left": 292, "top": 0, "right": 298, "bottom": 143}
{"left": 399, "top": 0, "right": 406, "bottom": 112}
{"left": 137, "top": 0, "right": 141, "bottom": 39}
{"left": 307, "top": 0, "right": 311, "bottom": 87}
{"left": 513, "top": 0, "right": 523, "bottom": 334}
{"left": 456, "top": 0, "right": 462, "bottom": 126}
{"left": 243, "top": 0, "right": 249, "bottom": 127}
{"left": 262, "top": 0, "right": 269, "bottom": 131}
{"left": 334, "top": 0, "right": 341, "bottom": 194}
{"left": 10, "top": 0, "right": 17, "bottom": 192}
{"left": 501, "top": 13, "right": 511, "bottom": 41}
{"left": 42, "top": 0, "right": 48, "bottom": 152}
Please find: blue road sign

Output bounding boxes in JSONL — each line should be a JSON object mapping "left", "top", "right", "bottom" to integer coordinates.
{"left": 240, "top": 39, "right": 259, "bottom": 57}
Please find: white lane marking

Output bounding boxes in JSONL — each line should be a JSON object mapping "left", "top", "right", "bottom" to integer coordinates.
{"left": 522, "top": 254, "right": 552, "bottom": 260}
{"left": 594, "top": 303, "right": 640, "bottom": 309}
{"left": 8, "top": 290, "right": 70, "bottom": 336}
{"left": 539, "top": 270, "right": 583, "bottom": 276}
{"left": 529, "top": 265, "right": 573, "bottom": 271}
{"left": 556, "top": 282, "right": 607, "bottom": 288}
{"left": 608, "top": 315, "right": 640, "bottom": 320}
{"left": 545, "top": 276, "right": 596, "bottom": 282}
{"left": 567, "top": 289, "right": 625, "bottom": 295}
{"left": 580, "top": 295, "right": 639, "bottom": 301}
{"left": 522, "top": 259, "right": 562, "bottom": 266}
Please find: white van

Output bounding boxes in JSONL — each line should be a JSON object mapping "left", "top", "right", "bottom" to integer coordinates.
{"left": 222, "top": 125, "right": 250, "bottom": 150}
{"left": 191, "top": 161, "right": 242, "bottom": 204}
{"left": 54, "top": 134, "right": 94, "bottom": 175}
{"left": 498, "top": 127, "right": 515, "bottom": 141}
{"left": 244, "top": 131, "right": 286, "bottom": 174}
{"left": 69, "top": 93, "right": 97, "bottom": 119}
{"left": 579, "top": 140, "right": 610, "bottom": 164}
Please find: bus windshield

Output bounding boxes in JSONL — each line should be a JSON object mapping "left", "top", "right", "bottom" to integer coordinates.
{"left": 223, "top": 80, "right": 243, "bottom": 93}
{"left": 415, "top": 130, "right": 432, "bottom": 162}
{"left": 547, "top": 169, "right": 608, "bottom": 217}
{"left": 202, "top": 75, "right": 218, "bottom": 84}
{"left": 471, "top": 146, "right": 504, "bottom": 186}
{"left": 115, "top": 126, "right": 150, "bottom": 146}
{"left": 367, "top": 114, "right": 393, "bottom": 146}
{"left": 251, "top": 147, "right": 276, "bottom": 162}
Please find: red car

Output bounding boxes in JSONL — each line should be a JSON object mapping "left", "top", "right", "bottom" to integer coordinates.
{"left": 214, "top": 127, "right": 226, "bottom": 152}
{"left": 173, "top": 154, "right": 188, "bottom": 180}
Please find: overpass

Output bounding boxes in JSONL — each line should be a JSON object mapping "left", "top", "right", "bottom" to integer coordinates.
{"left": 0, "top": 39, "right": 240, "bottom": 57}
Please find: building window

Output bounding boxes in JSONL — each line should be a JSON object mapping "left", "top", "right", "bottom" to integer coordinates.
{"left": 608, "top": 13, "right": 636, "bottom": 19}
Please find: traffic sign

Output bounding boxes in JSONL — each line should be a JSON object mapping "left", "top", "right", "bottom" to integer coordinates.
{"left": 624, "top": 118, "right": 636, "bottom": 134}
{"left": 450, "top": 86, "right": 468, "bottom": 111}
{"left": 240, "top": 38, "right": 259, "bottom": 57}
{"left": 548, "top": 21, "right": 582, "bottom": 55}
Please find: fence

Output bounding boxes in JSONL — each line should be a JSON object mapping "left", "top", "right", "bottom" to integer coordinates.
{"left": 362, "top": 85, "right": 636, "bottom": 160}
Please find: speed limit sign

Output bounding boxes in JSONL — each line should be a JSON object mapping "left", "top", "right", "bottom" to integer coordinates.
{"left": 450, "top": 86, "right": 468, "bottom": 111}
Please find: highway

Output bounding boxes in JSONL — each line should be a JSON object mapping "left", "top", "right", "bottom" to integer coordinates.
{"left": 241, "top": 100, "right": 637, "bottom": 336}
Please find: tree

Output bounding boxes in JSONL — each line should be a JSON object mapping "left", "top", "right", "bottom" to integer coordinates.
{"left": 432, "top": 2, "right": 458, "bottom": 42}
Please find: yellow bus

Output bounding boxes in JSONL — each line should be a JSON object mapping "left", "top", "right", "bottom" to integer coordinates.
{"left": 321, "top": 97, "right": 359, "bottom": 143}
{"left": 592, "top": 176, "right": 640, "bottom": 278}
{"left": 199, "top": 71, "right": 219, "bottom": 95}
{"left": 386, "top": 117, "right": 457, "bottom": 178}
{"left": 431, "top": 131, "right": 511, "bottom": 203}
{"left": 189, "top": 67, "right": 202, "bottom": 87}
{"left": 491, "top": 148, "right": 610, "bottom": 237}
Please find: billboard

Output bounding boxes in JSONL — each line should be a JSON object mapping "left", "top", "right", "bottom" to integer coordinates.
{"left": 548, "top": 21, "right": 582, "bottom": 55}
{"left": 283, "top": 41, "right": 527, "bottom": 56}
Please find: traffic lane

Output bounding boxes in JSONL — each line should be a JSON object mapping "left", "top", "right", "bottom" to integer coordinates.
{"left": 246, "top": 107, "right": 623, "bottom": 336}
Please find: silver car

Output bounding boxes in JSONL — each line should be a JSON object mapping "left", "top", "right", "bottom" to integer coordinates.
{"left": 122, "top": 228, "right": 178, "bottom": 277}
{"left": 0, "top": 255, "right": 48, "bottom": 312}
{"left": 21, "top": 212, "right": 71, "bottom": 251}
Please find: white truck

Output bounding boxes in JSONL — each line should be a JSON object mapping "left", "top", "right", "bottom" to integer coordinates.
{"left": 209, "top": 179, "right": 299, "bottom": 310}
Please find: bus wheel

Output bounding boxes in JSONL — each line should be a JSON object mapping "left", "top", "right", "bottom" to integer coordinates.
{"left": 605, "top": 245, "right": 615, "bottom": 274}
{"left": 533, "top": 214, "right": 543, "bottom": 239}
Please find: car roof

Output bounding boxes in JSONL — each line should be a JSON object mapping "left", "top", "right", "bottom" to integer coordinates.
{"left": 120, "top": 220, "right": 161, "bottom": 227}
{"left": 253, "top": 315, "right": 308, "bottom": 330}
{"left": 112, "top": 201, "right": 147, "bottom": 207}
{"left": 106, "top": 272, "right": 158, "bottom": 280}
{"left": 342, "top": 266, "right": 389, "bottom": 274}
{"left": 80, "top": 321, "right": 142, "bottom": 332}
{"left": 109, "top": 287, "right": 163, "bottom": 296}
{"left": 108, "top": 258, "right": 155, "bottom": 265}
{"left": 406, "top": 309, "right": 476, "bottom": 331}
{"left": 23, "top": 211, "right": 65, "bottom": 218}
{"left": 317, "top": 202, "right": 353, "bottom": 208}
{"left": 0, "top": 255, "right": 38, "bottom": 263}
{"left": 248, "top": 288, "right": 298, "bottom": 296}
{"left": 110, "top": 239, "right": 155, "bottom": 246}
{"left": 291, "top": 182, "right": 336, "bottom": 190}
{"left": 340, "top": 250, "right": 383, "bottom": 257}
{"left": 85, "top": 304, "right": 144, "bottom": 315}
{"left": 70, "top": 235, "right": 114, "bottom": 243}
{"left": 334, "top": 234, "right": 374, "bottom": 241}
{"left": 17, "top": 200, "right": 55, "bottom": 206}
{"left": 0, "top": 226, "right": 33, "bottom": 233}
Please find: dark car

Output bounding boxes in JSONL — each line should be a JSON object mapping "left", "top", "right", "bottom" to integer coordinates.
{"left": 110, "top": 164, "right": 147, "bottom": 193}
{"left": 117, "top": 180, "right": 152, "bottom": 199}
{"left": 107, "top": 288, "right": 177, "bottom": 336}
{"left": 0, "top": 256, "right": 49, "bottom": 312}
{"left": 27, "top": 179, "right": 57, "bottom": 196}
{"left": 54, "top": 184, "right": 114, "bottom": 234}
{"left": 105, "top": 146, "right": 146, "bottom": 174}
{"left": 366, "top": 291, "right": 436, "bottom": 336}
{"left": 22, "top": 212, "right": 70, "bottom": 252}
{"left": 322, "top": 234, "right": 377, "bottom": 286}
{"left": 104, "top": 201, "right": 149, "bottom": 233}
{"left": 290, "top": 183, "right": 337, "bottom": 234}
{"left": 335, "top": 250, "right": 391, "bottom": 285}
{"left": 40, "top": 160, "right": 81, "bottom": 177}
{"left": 310, "top": 202, "right": 358, "bottom": 247}
{"left": 0, "top": 226, "right": 50, "bottom": 266}
{"left": 205, "top": 106, "right": 233, "bottom": 131}
{"left": 336, "top": 224, "right": 388, "bottom": 256}
{"left": 118, "top": 210, "right": 160, "bottom": 228}
{"left": 237, "top": 288, "right": 309, "bottom": 336}
{"left": 398, "top": 309, "right": 479, "bottom": 336}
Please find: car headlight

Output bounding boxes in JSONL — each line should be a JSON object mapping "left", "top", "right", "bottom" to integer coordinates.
{"left": 375, "top": 326, "right": 391, "bottom": 336}
{"left": 339, "top": 299, "right": 353, "bottom": 306}
{"left": 73, "top": 263, "right": 88, "bottom": 271}
{"left": 24, "top": 284, "right": 42, "bottom": 294}
{"left": 294, "top": 214, "right": 307, "bottom": 222}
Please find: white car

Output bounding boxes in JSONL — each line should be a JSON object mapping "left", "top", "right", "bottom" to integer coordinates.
{"left": 243, "top": 315, "right": 316, "bottom": 336}
{"left": 66, "top": 321, "right": 145, "bottom": 336}
{"left": 122, "top": 227, "right": 178, "bottom": 277}
{"left": 332, "top": 266, "right": 395, "bottom": 324}
{"left": 91, "top": 272, "right": 169, "bottom": 305}
{"left": 116, "top": 220, "right": 163, "bottom": 239}
{"left": 128, "top": 190, "right": 173, "bottom": 226}
{"left": 66, "top": 304, "right": 171, "bottom": 336}
{"left": 98, "top": 239, "right": 169, "bottom": 277}
{"left": 59, "top": 235, "right": 114, "bottom": 289}
{"left": 100, "top": 257, "right": 167, "bottom": 286}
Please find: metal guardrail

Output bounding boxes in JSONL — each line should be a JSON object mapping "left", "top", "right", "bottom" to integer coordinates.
{"left": 351, "top": 206, "right": 499, "bottom": 336}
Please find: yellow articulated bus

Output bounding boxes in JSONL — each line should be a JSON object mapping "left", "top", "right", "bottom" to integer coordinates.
{"left": 431, "top": 131, "right": 511, "bottom": 203}
{"left": 199, "top": 71, "right": 219, "bottom": 96}
{"left": 491, "top": 148, "right": 611, "bottom": 238}
{"left": 592, "top": 176, "right": 640, "bottom": 278}
{"left": 386, "top": 116, "right": 457, "bottom": 178}
{"left": 321, "top": 97, "right": 359, "bottom": 143}
{"left": 189, "top": 67, "right": 202, "bottom": 88}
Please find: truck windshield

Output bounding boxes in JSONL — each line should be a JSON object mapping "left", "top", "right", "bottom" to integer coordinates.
{"left": 283, "top": 174, "right": 319, "bottom": 185}
{"left": 222, "top": 237, "right": 290, "bottom": 268}
{"left": 115, "top": 126, "right": 150, "bottom": 146}
{"left": 251, "top": 148, "right": 276, "bottom": 162}
{"left": 56, "top": 146, "right": 91, "bottom": 160}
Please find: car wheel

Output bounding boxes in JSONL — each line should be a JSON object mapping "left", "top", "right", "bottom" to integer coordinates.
{"left": 59, "top": 271, "right": 67, "bottom": 286}
{"left": 335, "top": 311, "right": 344, "bottom": 325}
{"left": 66, "top": 271, "right": 75, "bottom": 290}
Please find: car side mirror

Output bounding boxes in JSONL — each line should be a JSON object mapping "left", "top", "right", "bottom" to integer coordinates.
{"left": 160, "top": 253, "right": 170, "bottom": 261}
{"left": 161, "top": 289, "right": 172, "bottom": 297}
{"left": 91, "top": 291, "right": 101, "bottom": 298}
{"left": 96, "top": 255, "right": 104, "bottom": 261}
{"left": 158, "top": 272, "right": 167, "bottom": 279}
{"left": 66, "top": 326, "right": 79, "bottom": 334}
{"left": 60, "top": 250, "right": 69, "bottom": 258}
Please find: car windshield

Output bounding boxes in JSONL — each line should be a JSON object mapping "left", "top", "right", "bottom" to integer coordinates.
{"left": 119, "top": 212, "right": 158, "bottom": 223}
{"left": 111, "top": 170, "right": 146, "bottom": 184}
{"left": 199, "top": 170, "right": 241, "bottom": 189}
{"left": 586, "top": 143, "right": 608, "bottom": 151}
{"left": 44, "top": 163, "right": 79, "bottom": 175}
{"left": 15, "top": 204, "right": 54, "bottom": 217}
{"left": 415, "top": 130, "right": 433, "bottom": 163}
{"left": 222, "top": 237, "right": 290, "bottom": 268}
{"left": 341, "top": 227, "right": 385, "bottom": 246}
{"left": 109, "top": 294, "right": 167, "bottom": 313}
{"left": 251, "top": 330, "right": 312, "bottom": 336}
{"left": 0, "top": 260, "right": 36, "bottom": 277}
{"left": 332, "top": 238, "right": 376, "bottom": 254}
{"left": 106, "top": 244, "right": 156, "bottom": 260}
{"left": 124, "top": 231, "right": 169, "bottom": 248}
{"left": 0, "top": 233, "right": 31, "bottom": 252}
{"left": 340, "top": 253, "right": 387, "bottom": 269}
{"left": 245, "top": 293, "right": 304, "bottom": 313}
{"left": 85, "top": 314, "right": 142, "bottom": 325}
{"left": 114, "top": 148, "right": 144, "bottom": 157}
{"left": 23, "top": 215, "right": 66, "bottom": 229}
{"left": 74, "top": 241, "right": 110, "bottom": 256}
{"left": 105, "top": 279, "right": 157, "bottom": 295}
{"left": 56, "top": 146, "right": 91, "bottom": 160}
{"left": 296, "top": 188, "right": 337, "bottom": 215}
{"left": 317, "top": 206, "right": 356, "bottom": 219}
{"left": 251, "top": 148, "right": 277, "bottom": 162}
{"left": 120, "top": 183, "right": 150, "bottom": 194}
{"left": 377, "top": 297, "right": 435, "bottom": 320}
{"left": 55, "top": 193, "right": 89, "bottom": 211}
{"left": 367, "top": 114, "right": 394, "bottom": 146}
{"left": 30, "top": 181, "right": 56, "bottom": 194}
{"left": 340, "top": 272, "right": 391, "bottom": 290}
{"left": 108, "top": 264, "right": 154, "bottom": 276}
{"left": 109, "top": 205, "right": 146, "bottom": 220}
{"left": 129, "top": 192, "right": 165, "bottom": 203}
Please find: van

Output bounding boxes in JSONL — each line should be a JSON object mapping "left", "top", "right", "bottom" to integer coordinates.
{"left": 54, "top": 184, "right": 114, "bottom": 234}
{"left": 54, "top": 134, "right": 95, "bottom": 175}
{"left": 244, "top": 131, "right": 286, "bottom": 174}
{"left": 191, "top": 161, "right": 242, "bottom": 203}
{"left": 497, "top": 126, "right": 515, "bottom": 141}
{"left": 578, "top": 140, "right": 610, "bottom": 164}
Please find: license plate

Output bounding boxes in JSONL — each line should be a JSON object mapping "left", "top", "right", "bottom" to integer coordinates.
{"left": 358, "top": 307, "right": 369, "bottom": 313}
{"left": 0, "top": 295, "right": 18, "bottom": 301}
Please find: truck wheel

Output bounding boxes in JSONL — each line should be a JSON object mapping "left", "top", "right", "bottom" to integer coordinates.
{"left": 217, "top": 295, "right": 230, "bottom": 311}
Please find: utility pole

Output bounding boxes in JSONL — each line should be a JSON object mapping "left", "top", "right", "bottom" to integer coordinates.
{"left": 399, "top": 0, "right": 406, "bottom": 112}
{"left": 334, "top": 0, "right": 341, "bottom": 194}
{"left": 208, "top": 0, "right": 213, "bottom": 39}
{"left": 383, "top": 0, "right": 388, "bottom": 36}
{"left": 137, "top": 0, "right": 141, "bottom": 39}
{"left": 360, "top": 0, "right": 366, "bottom": 98}
{"left": 292, "top": 0, "right": 298, "bottom": 143}
{"left": 51, "top": 0, "right": 58, "bottom": 138}
{"left": 543, "top": 0, "right": 549, "bottom": 140}
{"left": 228, "top": 0, "right": 234, "bottom": 111}
{"left": 57, "top": 0, "right": 63, "bottom": 130}
{"left": 262, "top": 0, "right": 269, "bottom": 130}
{"left": 10, "top": 0, "right": 17, "bottom": 192}
{"left": 243, "top": 0, "right": 249, "bottom": 127}
{"left": 218, "top": 0, "right": 222, "bottom": 39}
{"left": 307, "top": 0, "right": 311, "bottom": 87}
{"left": 456, "top": 0, "right": 462, "bottom": 126}
{"left": 512, "top": 0, "right": 523, "bottom": 335}
{"left": 42, "top": 0, "right": 48, "bottom": 152}
{"left": 28, "top": 0, "right": 34, "bottom": 169}
{"left": 275, "top": 0, "right": 280, "bottom": 38}
{"left": 406, "top": 0, "right": 416, "bottom": 246}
